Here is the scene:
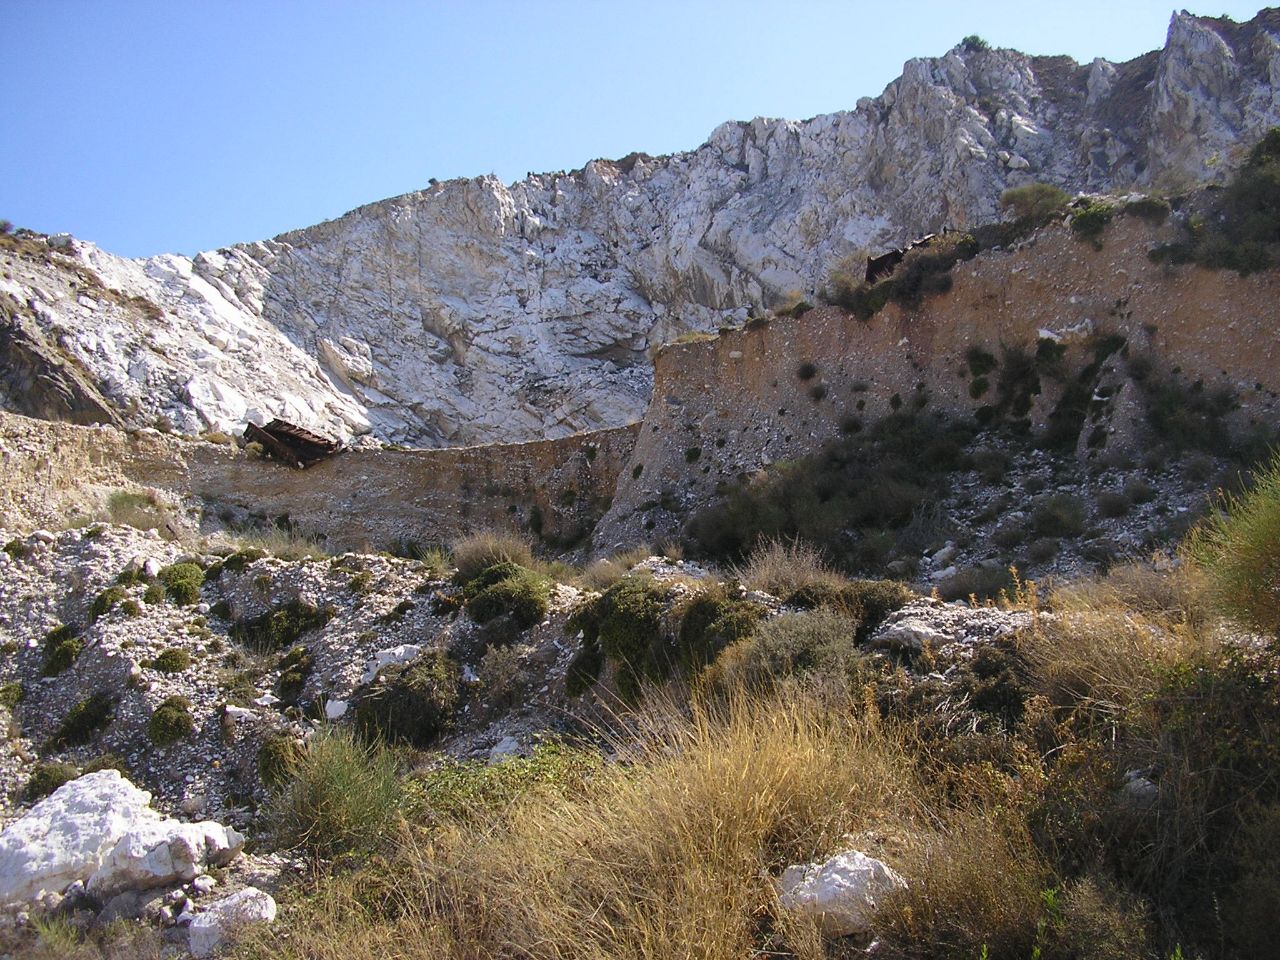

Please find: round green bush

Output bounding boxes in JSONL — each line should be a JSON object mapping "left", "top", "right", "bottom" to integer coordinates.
{"left": 88, "top": 586, "right": 129, "bottom": 622}
{"left": 148, "top": 696, "right": 194, "bottom": 746}
{"left": 276, "top": 645, "right": 314, "bottom": 703}
{"left": 465, "top": 564, "right": 551, "bottom": 629}
{"left": 148, "top": 647, "right": 191, "bottom": 673}
{"left": 257, "top": 733, "right": 303, "bottom": 791}
{"left": 159, "top": 562, "right": 205, "bottom": 605}
{"left": 353, "top": 651, "right": 461, "bottom": 747}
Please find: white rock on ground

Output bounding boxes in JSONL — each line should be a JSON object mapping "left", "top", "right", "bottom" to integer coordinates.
{"left": 0, "top": 771, "right": 153, "bottom": 907}
{"left": 187, "top": 886, "right": 278, "bottom": 957}
{"left": 777, "top": 850, "right": 907, "bottom": 937}
{"left": 0, "top": 770, "right": 243, "bottom": 908}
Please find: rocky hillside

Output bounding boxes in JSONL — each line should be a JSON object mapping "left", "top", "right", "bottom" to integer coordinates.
{"left": 3, "top": 10, "right": 1278, "bottom": 447}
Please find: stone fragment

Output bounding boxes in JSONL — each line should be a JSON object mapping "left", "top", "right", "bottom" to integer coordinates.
{"left": 187, "top": 887, "right": 277, "bottom": 957}
{"left": 777, "top": 850, "right": 906, "bottom": 937}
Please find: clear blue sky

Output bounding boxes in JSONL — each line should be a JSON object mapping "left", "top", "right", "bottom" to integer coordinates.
{"left": 0, "top": 1, "right": 1270, "bottom": 258}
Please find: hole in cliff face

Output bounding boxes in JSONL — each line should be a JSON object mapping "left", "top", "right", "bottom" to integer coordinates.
{"left": 632, "top": 464, "right": 644, "bottom": 480}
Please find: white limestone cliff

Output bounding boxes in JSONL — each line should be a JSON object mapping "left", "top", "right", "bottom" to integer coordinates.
{"left": 3, "top": 11, "right": 1277, "bottom": 447}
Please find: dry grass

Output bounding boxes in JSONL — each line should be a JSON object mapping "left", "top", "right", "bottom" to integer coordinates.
{"left": 239, "top": 688, "right": 925, "bottom": 960}
{"left": 215, "top": 526, "right": 331, "bottom": 562}
{"left": 733, "top": 536, "right": 847, "bottom": 597}
{"left": 577, "top": 543, "right": 654, "bottom": 591}
{"left": 450, "top": 528, "right": 536, "bottom": 584}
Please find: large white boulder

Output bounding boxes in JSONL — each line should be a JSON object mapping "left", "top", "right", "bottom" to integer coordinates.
{"left": 187, "top": 886, "right": 278, "bottom": 957}
{"left": 0, "top": 769, "right": 245, "bottom": 909}
{"left": 0, "top": 771, "right": 153, "bottom": 907}
{"left": 86, "top": 817, "right": 244, "bottom": 900}
{"left": 777, "top": 850, "right": 906, "bottom": 937}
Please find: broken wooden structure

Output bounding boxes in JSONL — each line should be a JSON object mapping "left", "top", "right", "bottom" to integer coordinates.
{"left": 243, "top": 419, "right": 341, "bottom": 468}
{"left": 865, "top": 233, "right": 939, "bottom": 284}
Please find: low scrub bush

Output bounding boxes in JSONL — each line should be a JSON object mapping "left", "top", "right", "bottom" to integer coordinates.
{"left": 353, "top": 650, "right": 461, "bottom": 747}
{"left": 268, "top": 727, "right": 404, "bottom": 858}
{"left": 1000, "top": 182, "right": 1069, "bottom": 224}
{"left": 231, "top": 599, "right": 333, "bottom": 652}
{"left": 147, "top": 696, "right": 193, "bottom": 746}
{"left": 0, "top": 681, "right": 22, "bottom": 709}
{"left": 276, "top": 645, "right": 313, "bottom": 704}
{"left": 732, "top": 536, "right": 845, "bottom": 597}
{"left": 1150, "top": 128, "right": 1280, "bottom": 274}
{"left": 784, "top": 578, "right": 912, "bottom": 642}
{"left": 936, "top": 563, "right": 1017, "bottom": 602}
{"left": 87, "top": 585, "right": 128, "bottom": 622}
{"left": 674, "top": 585, "right": 766, "bottom": 673}
{"left": 24, "top": 761, "right": 79, "bottom": 802}
{"left": 463, "top": 561, "right": 551, "bottom": 629}
{"left": 145, "top": 647, "right": 190, "bottom": 673}
{"left": 703, "top": 608, "right": 863, "bottom": 693}
{"left": 159, "top": 562, "right": 204, "bottom": 605}
{"left": 566, "top": 574, "right": 668, "bottom": 701}
{"left": 415, "top": 741, "right": 603, "bottom": 825}
{"left": 686, "top": 413, "right": 973, "bottom": 574}
{"left": 42, "top": 624, "right": 83, "bottom": 677}
{"left": 1032, "top": 493, "right": 1087, "bottom": 538}
{"left": 50, "top": 692, "right": 114, "bottom": 748}
{"left": 1186, "top": 451, "right": 1280, "bottom": 634}
{"left": 257, "top": 733, "right": 304, "bottom": 792}
{"left": 824, "top": 233, "right": 979, "bottom": 319}
{"left": 1069, "top": 197, "right": 1116, "bottom": 248}
{"left": 451, "top": 530, "right": 535, "bottom": 585}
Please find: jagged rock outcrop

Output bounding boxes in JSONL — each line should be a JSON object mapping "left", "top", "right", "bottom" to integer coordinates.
{"left": 2, "top": 11, "right": 1277, "bottom": 446}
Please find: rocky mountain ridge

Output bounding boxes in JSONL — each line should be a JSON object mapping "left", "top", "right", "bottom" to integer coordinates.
{"left": 3, "top": 9, "right": 1278, "bottom": 447}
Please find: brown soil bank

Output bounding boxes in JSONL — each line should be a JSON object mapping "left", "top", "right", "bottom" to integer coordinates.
{"left": 595, "top": 214, "right": 1280, "bottom": 548}
{"left": 0, "top": 414, "right": 636, "bottom": 552}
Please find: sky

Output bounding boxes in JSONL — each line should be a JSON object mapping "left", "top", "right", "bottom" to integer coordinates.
{"left": 0, "top": 1, "right": 1271, "bottom": 258}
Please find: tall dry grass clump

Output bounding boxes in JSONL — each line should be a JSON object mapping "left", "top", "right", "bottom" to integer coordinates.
{"left": 1186, "top": 451, "right": 1280, "bottom": 635}
{"left": 733, "top": 536, "right": 846, "bottom": 597}
{"left": 450, "top": 528, "right": 536, "bottom": 584}
{"left": 239, "top": 689, "right": 925, "bottom": 960}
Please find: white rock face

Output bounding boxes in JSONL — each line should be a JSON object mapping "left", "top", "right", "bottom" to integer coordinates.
{"left": 0, "top": 770, "right": 243, "bottom": 908}
{"left": 777, "top": 850, "right": 907, "bottom": 937}
{"left": 0, "top": 771, "right": 152, "bottom": 907}
{"left": 187, "top": 886, "right": 278, "bottom": 957}
{"left": 86, "top": 817, "right": 243, "bottom": 900}
{"left": 4, "top": 12, "right": 1276, "bottom": 447}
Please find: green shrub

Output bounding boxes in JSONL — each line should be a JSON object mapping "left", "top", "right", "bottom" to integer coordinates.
{"left": 142, "top": 583, "right": 165, "bottom": 605}
{"left": 685, "top": 413, "right": 973, "bottom": 574}
{"left": 276, "top": 645, "right": 314, "bottom": 703}
{"left": 1095, "top": 490, "right": 1132, "bottom": 519}
{"left": 24, "top": 761, "right": 79, "bottom": 802}
{"left": 268, "top": 727, "right": 404, "bottom": 858}
{"left": 257, "top": 733, "right": 304, "bottom": 791}
{"left": 147, "top": 647, "right": 191, "bottom": 673}
{"left": 3, "top": 539, "right": 32, "bottom": 561}
{"left": 675, "top": 586, "right": 766, "bottom": 672}
{"left": 42, "top": 624, "right": 83, "bottom": 677}
{"left": 159, "top": 562, "right": 205, "bottom": 605}
{"left": 148, "top": 696, "right": 194, "bottom": 746}
{"left": 0, "top": 681, "right": 23, "bottom": 709}
{"left": 463, "top": 562, "right": 551, "bottom": 629}
{"left": 353, "top": 650, "right": 461, "bottom": 747}
{"left": 231, "top": 599, "right": 333, "bottom": 652}
{"left": 999, "top": 183, "right": 1069, "bottom": 224}
{"left": 50, "top": 691, "right": 114, "bottom": 748}
{"left": 1032, "top": 493, "right": 1087, "bottom": 538}
{"left": 416, "top": 741, "right": 602, "bottom": 825}
{"left": 88, "top": 585, "right": 129, "bottom": 622}
{"left": 937, "top": 564, "right": 1017, "bottom": 602}
{"left": 1070, "top": 198, "right": 1116, "bottom": 249}
{"left": 1187, "top": 452, "right": 1280, "bottom": 634}
{"left": 961, "top": 34, "right": 989, "bottom": 52}
{"left": 221, "top": 547, "right": 267, "bottom": 572}
{"left": 785, "top": 578, "right": 913, "bottom": 642}
{"left": 703, "top": 608, "right": 863, "bottom": 693}
{"left": 567, "top": 574, "right": 667, "bottom": 701}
